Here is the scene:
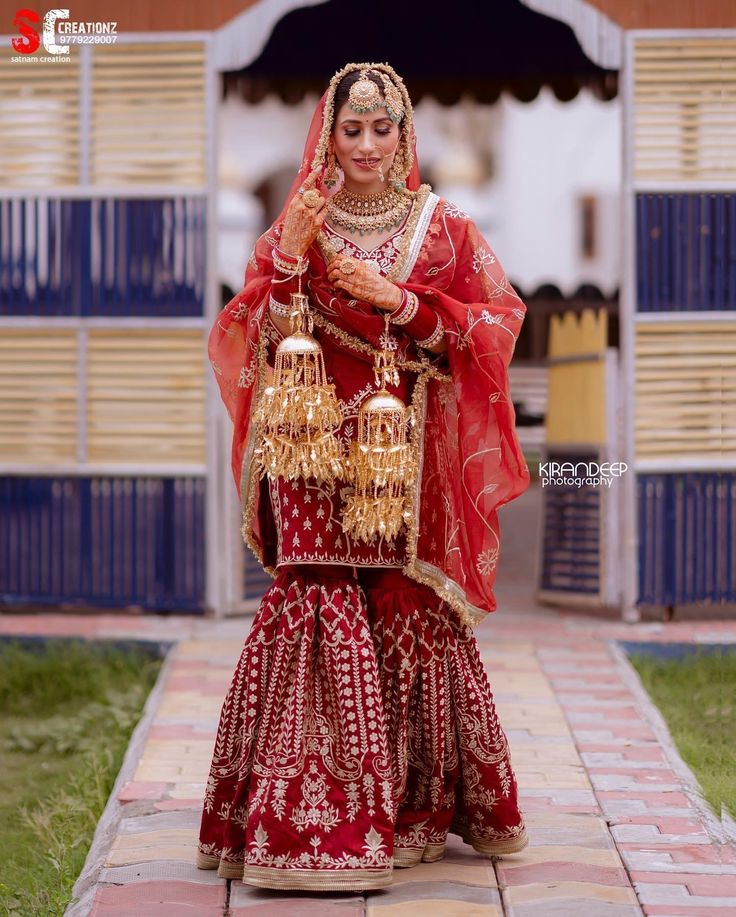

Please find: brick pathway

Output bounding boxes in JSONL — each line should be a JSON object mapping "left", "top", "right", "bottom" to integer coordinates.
{"left": 3, "top": 597, "right": 734, "bottom": 916}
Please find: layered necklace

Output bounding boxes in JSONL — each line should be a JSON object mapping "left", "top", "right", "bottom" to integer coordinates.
{"left": 326, "top": 186, "right": 411, "bottom": 237}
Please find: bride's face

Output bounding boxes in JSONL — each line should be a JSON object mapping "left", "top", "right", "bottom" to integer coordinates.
{"left": 332, "top": 103, "right": 400, "bottom": 191}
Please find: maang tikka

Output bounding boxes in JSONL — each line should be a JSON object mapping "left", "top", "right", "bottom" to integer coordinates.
{"left": 347, "top": 69, "right": 405, "bottom": 124}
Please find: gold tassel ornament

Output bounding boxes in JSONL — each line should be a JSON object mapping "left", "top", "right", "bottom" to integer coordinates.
{"left": 342, "top": 313, "right": 416, "bottom": 542}
{"left": 254, "top": 292, "right": 345, "bottom": 483}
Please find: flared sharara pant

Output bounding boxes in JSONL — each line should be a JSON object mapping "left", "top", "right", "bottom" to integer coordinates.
{"left": 196, "top": 564, "right": 528, "bottom": 891}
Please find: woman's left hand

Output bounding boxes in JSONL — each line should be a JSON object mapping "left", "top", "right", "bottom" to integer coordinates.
{"left": 326, "top": 257, "right": 403, "bottom": 311}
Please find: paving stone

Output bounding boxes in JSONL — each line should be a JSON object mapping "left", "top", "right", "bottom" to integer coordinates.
{"left": 366, "top": 902, "right": 501, "bottom": 916}
{"left": 12, "top": 606, "right": 727, "bottom": 916}
{"left": 154, "top": 798, "right": 204, "bottom": 812}
{"left": 643, "top": 907, "right": 736, "bottom": 916}
{"left": 500, "top": 862, "right": 631, "bottom": 886}
{"left": 590, "top": 775, "right": 682, "bottom": 793}
{"left": 611, "top": 825, "right": 711, "bottom": 844}
{"left": 633, "top": 883, "right": 736, "bottom": 906}
{"left": 581, "top": 754, "right": 670, "bottom": 769}
{"left": 597, "top": 792, "right": 691, "bottom": 808}
{"left": 503, "top": 881, "right": 641, "bottom": 906}
{"left": 230, "top": 882, "right": 364, "bottom": 911}
{"left": 496, "top": 845, "right": 623, "bottom": 867}
{"left": 117, "top": 781, "right": 168, "bottom": 802}
{"left": 117, "top": 810, "right": 200, "bottom": 833}
{"left": 630, "top": 873, "right": 736, "bottom": 896}
{"left": 621, "top": 817, "right": 710, "bottom": 834}
{"left": 507, "top": 901, "right": 642, "bottom": 917}
{"left": 93, "top": 880, "right": 225, "bottom": 907}
{"left": 363, "top": 881, "right": 503, "bottom": 910}
{"left": 99, "top": 861, "right": 223, "bottom": 885}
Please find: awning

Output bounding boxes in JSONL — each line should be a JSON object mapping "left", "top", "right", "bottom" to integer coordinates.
{"left": 223, "top": 0, "right": 619, "bottom": 105}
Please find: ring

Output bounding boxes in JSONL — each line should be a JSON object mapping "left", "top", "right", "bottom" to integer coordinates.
{"left": 339, "top": 258, "right": 358, "bottom": 275}
{"left": 302, "top": 189, "right": 321, "bottom": 208}
{"left": 297, "top": 187, "right": 306, "bottom": 195}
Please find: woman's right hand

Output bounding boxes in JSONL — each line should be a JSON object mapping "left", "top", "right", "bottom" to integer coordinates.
{"left": 279, "top": 169, "right": 328, "bottom": 258}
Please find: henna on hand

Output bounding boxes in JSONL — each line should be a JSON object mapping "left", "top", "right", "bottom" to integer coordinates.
{"left": 326, "top": 257, "right": 403, "bottom": 311}
{"left": 280, "top": 169, "right": 328, "bottom": 257}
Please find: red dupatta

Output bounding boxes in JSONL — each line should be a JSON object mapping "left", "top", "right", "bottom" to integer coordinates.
{"left": 208, "top": 65, "right": 530, "bottom": 626}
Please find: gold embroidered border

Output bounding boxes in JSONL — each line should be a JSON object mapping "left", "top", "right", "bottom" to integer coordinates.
{"left": 454, "top": 826, "right": 529, "bottom": 856}
{"left": 420, "top": 842, "right": 446, "bottom": 862}
{"left": 240, "top": 324, "right": 277, "bottom": 579}
{"left": 196, "top": 851, "right": 221, "bottom": 870}
{"left": 392, "top": 847, "right": 424, "bottom": 867}
{"left": 276, "top": 556, "right": 403, "bottom": 569}
{"left": 243, "top": 864, "right": 393, "bottom": 890}
{"left": 310, "top": 311, "right": 451, "bottom": 383}
{"left": 217, "top": 861, "right": 246, "bottom": 880}
{"left": 399, "top": 374, "right": 489, "bottom": 630}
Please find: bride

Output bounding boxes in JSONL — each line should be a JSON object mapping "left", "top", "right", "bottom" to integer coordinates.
{"left": 197, "top": 61, "right": 530, "bottom": 891}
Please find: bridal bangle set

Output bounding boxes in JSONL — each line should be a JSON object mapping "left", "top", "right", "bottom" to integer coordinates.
{"left": 272, "top": 245, "right": 308, "bottom": 277}
{"left": 389, "top": 288, "right": 419, "bottom": 325}
{"left": 390, "top": 288, "right": 445, "bottom": 350}
{"left": 269, "top": 246, "right": 443, "bottom": 349}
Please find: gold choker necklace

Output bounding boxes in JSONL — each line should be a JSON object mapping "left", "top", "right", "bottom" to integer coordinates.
{"left": 326, "top": 187, "right": 411, "bottom": 236}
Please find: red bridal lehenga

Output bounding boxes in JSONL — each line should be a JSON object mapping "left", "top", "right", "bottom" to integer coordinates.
{"left": 197, "top": 63, "right": 531, "bottom": 891}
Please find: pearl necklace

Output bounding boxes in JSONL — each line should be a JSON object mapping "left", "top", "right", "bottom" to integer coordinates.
{"left": 326, "top": 186, "right": 411, "bottom": 236}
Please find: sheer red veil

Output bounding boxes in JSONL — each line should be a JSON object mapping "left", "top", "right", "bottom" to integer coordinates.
{"left": 209, "top": 62, "right": 530, "bottom": 626}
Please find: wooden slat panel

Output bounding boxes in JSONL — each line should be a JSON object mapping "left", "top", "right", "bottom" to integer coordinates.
{"left": 91, "top": 42, "right": 206, "bottom": 186}
{"left": 546, "top": 309, "right": 607, "bottom": 446}
{"left": 86, "top": 329, "right": 206, "bottom": 464}
{"left": 634, "top": 38, "right": 736, "bottom": 182}
{"left": 0, "top": 329, "right": 77, "bottom": 461}
{"left": 0, "top": 56, "right": 80, "bottom": 187}
{"left": 635, "top": 321, "right": 736, "bottom": 461}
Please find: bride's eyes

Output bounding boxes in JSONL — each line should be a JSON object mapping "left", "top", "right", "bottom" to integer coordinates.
{"left": 343, "top": 128, "right": 392, "bottom": 137}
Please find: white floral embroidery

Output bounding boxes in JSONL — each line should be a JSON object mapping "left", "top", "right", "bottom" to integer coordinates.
{"left": 472, "top": 245, "right": 496, "bottom": 274}
{"left": 480, "top": 309, "right": 504, "bottom": 326}
{"left": 238, "top": 366, "right": 255, "bottom": 389}
{"left": 444, "top": 201, "right": 470, "bottom": 219}
{"left": 476, "top": 547, "right": 499, "bottom": 576}
{"left": 230, "top": 301, "right": 248, "bottom": 320}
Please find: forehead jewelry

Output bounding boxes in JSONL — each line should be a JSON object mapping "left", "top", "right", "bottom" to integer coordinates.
{"left": 348, "top": 69, "right": 405, "bottom": 124}
{"left": 310, "top": 62, "right": 415, "bottom": 184}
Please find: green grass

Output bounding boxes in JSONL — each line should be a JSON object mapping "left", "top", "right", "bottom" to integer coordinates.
{"left": 0, "top": 639, "right": 162, "bottom": 917}
{"left": 628, "top": 647, "right": 735, "bottom": 819}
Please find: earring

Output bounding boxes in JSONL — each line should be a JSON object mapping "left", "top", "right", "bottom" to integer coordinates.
{"left": 324, "top": 144, "right": 340, "bottom": 188}
{"left": 388, "top": 140, "right": 407, "bottom": 192}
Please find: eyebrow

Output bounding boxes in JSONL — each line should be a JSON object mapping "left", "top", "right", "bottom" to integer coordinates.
{"left": 338, "top": 117, "right": 393, "bottom": 125}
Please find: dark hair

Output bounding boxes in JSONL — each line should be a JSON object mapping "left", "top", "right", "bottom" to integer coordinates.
{"left": 332, "top": 69, "right": 403, "bottom": 128}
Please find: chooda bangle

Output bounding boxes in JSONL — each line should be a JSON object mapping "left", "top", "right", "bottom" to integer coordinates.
{"left": 272, "top": 247, "right": 307, "bottom": 276}
{"left": 389, "top": 289, "right": 419, "bottom": 326}
{"left": 269, "top": 293, "right": 295, "bottom": 318}
{"left": 415, "top": 312, "right": 445, "bottom": 349}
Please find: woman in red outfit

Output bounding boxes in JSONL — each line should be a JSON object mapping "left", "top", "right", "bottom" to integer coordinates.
{"left": 197, "top": 62, "right": 531, "bottom": 891}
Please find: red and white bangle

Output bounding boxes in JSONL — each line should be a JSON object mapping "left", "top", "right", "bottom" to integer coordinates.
{"left": 389, "top": 289, "right": 419, "bottom": 326}
{"left": 272, "top": 246, "right": 307, "bottom": 276}
{"left": 268, "top": 293, "right": 294, "bottom": 318}
{"left": 415, "top": 312, "right": 445, "bottom": 350}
